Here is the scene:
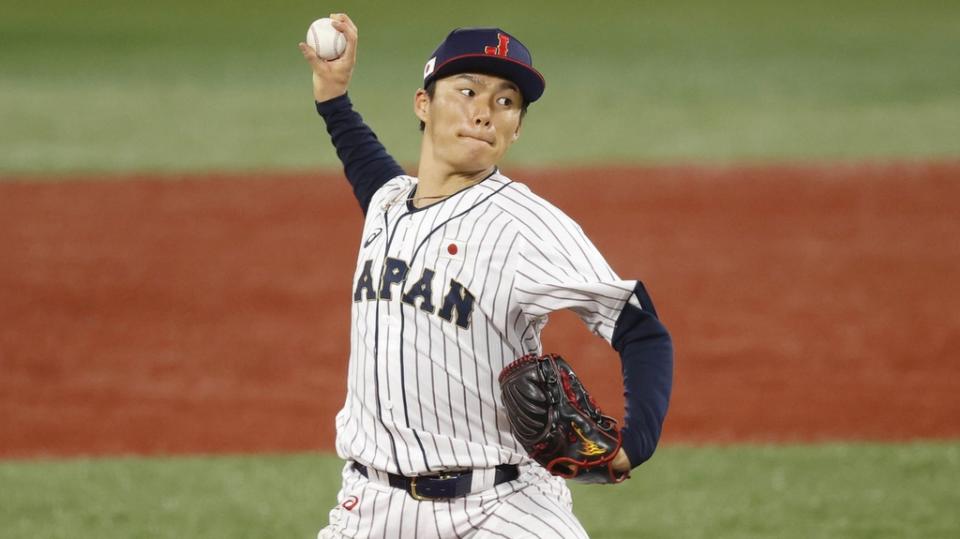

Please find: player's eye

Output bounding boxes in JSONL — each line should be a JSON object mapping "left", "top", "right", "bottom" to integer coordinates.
{"left": 497, "top": 97, "right": 513, "bottom": 107}
{"left": 460, "top": 88, "right": 475, "bottom": 97}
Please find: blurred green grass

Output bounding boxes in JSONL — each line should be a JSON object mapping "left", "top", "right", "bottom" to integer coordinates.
{"left": 1, "top": 0, "right": 958, "bottom": 174}
{"left": 2, "top": 442, "right": 958, "bottom": 538}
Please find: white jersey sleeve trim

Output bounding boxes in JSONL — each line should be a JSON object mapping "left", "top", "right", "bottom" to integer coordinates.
{"left": 367, "top": 175, "right": 416, "bottom": 214}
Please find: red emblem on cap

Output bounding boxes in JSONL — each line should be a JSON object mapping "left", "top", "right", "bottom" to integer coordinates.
{"left": 484, "top": 33, "right": 510, "bottom": 57}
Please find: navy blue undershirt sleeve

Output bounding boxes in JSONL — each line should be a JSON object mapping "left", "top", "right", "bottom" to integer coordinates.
{"left": 315, "top": 93, "right": 407, "bottom": 214}
{"left": 610, "top": 281, "right": 674, "bottom": 469}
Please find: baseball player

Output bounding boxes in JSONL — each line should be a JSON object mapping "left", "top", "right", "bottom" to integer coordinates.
{"left": 299, "top": 14, "right": 673, "bottom": 538}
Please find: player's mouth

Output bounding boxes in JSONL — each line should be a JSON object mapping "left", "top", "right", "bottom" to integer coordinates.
{"left": 458, "top": 133, "right": 495, "bottom": 146}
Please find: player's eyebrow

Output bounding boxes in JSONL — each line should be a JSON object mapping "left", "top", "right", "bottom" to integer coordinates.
{"left": 498, "top": 81, "right": 520, "bottom": 94}
{"left": 454, "top": 74, "right": 519, "bottom": 94}
{"left": 454, "top": 74, "right": 486, "bottom": 85}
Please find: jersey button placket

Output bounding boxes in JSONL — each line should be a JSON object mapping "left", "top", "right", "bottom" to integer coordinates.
{"left": 382, "top": 211, "right": 412, "bottom": 420}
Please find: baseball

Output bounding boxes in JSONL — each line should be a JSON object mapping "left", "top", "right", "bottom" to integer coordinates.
{"left": 306, "top": 18, "right": 346, "bottom": 60}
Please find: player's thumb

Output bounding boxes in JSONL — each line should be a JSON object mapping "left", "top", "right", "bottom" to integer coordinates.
{"left": 298, "top": 42, "right": 326, "bottom": 71}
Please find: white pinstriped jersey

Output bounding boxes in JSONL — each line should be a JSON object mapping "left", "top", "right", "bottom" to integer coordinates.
{"left": 336, "top": 170, "right": 638, "bottom": 476}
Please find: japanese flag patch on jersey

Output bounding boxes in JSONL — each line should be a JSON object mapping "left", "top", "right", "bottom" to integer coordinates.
{"left": 440, "top": 238, "right": 464, "bottom": 260}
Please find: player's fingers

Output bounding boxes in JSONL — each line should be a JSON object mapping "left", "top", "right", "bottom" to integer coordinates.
{"left": 329, "top": 15, "right": 357, "bottom": 46}
{"left": 329, "top": 13, "right": 350, "bottom": 35}
{"left": 329, "top": 12, "right": 357, "bottom": 31}
{"left": 329, "top": 13, "right": 358, "bottom": 61}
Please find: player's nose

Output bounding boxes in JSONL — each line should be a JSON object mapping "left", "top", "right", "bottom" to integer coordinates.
{"left": 471, "top": 102, "right": 492, "bottom": 127}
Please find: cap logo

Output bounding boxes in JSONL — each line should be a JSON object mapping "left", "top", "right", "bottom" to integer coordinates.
{"left": 424, "top": 57, "right": 437, "bottom": 78}
{"left": 483, "top": 33, "right": 510, "bottom": 57}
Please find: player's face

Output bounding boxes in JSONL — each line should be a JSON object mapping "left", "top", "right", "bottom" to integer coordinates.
{"left": 416, "top": 73, "right": 524, "bottom": 172}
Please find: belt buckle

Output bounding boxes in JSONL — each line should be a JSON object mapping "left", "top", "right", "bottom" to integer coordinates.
{"left": 409, "top": 476, "right": 426, "bottom": 501}
{"left": 409, "top": 471, "right": 461, "bottom": 501}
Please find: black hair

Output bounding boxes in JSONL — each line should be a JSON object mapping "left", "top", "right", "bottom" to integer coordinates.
{"left": 418, "top": 79, "right": 530, "bottom": 132}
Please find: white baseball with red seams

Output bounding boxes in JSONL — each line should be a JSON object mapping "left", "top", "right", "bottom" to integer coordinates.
{"left": 306, "top": 18, "right": 346, "bottom": 60}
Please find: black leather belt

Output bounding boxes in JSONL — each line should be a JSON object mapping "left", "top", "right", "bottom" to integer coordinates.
{"left": 352, "top": 462, "right": 519, "bottom": 500}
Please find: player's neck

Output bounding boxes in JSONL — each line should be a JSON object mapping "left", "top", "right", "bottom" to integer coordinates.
{"left": 412, "top": 162, "right": 494, "bottom": 208}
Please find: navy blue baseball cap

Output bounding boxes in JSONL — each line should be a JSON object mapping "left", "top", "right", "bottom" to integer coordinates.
{"left": 422, "top": 27, "right": 546, "bottom": 103}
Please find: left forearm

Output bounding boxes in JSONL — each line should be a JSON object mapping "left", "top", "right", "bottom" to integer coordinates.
{"left": 611, "top": 283, "right": 674, "bottom": 468}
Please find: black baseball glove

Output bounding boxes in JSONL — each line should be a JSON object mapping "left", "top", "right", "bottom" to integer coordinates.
{"left": 499, "top": 353, "right": 628, "bottom": 484}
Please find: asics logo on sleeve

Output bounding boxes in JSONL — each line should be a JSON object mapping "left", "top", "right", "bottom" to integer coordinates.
{"left": 364, "top": 228, "right": 383, "bottom": 247}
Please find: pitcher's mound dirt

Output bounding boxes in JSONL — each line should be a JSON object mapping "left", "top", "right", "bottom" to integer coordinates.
{"left": 2, "top": 162, "right": 958, "bottom": 457}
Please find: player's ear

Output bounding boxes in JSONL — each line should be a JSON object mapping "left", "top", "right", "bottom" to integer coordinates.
{"left": 512, "top": 119, "right": 523, "bottom": 141}
{"left": 414, "top": 88, "right": 430, "bottom": 124}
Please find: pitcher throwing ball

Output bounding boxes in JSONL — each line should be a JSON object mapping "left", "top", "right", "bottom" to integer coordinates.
{"left": 299, "top": 13, "right": 673, "bottom": 538}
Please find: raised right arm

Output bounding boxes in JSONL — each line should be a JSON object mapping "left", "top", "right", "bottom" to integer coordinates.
{"left": 299, "top": 13, "right": 405, "bottom": 215}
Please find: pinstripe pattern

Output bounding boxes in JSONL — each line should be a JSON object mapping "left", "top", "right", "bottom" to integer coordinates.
{"left": 328, "top": 170, "right": 633, "bottom": 536}
{"left": 319, "top": 462, "right": 589, "bottom": 538}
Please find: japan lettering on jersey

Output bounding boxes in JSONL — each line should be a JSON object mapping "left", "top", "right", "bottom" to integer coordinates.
{"left": 335, "top": 170, "right": 639, "bottom": 476}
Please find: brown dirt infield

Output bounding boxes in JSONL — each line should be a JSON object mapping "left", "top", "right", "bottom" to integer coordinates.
{"left": 2, "top": 162, "right": 959, "bottom": 458}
